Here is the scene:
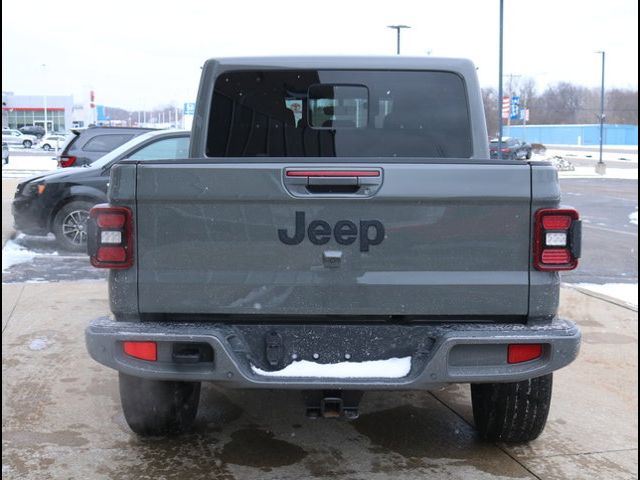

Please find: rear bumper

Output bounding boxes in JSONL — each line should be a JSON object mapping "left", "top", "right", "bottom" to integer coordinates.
{"left": 85, "top": 317, "right": 581, "bottom": 389}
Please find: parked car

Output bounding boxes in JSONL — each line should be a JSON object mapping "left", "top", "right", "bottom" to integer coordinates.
{"left": 39, "top": 134, "right": 68, "bottom": 151}
{"left": 2, "top": 129, "right": 38, "bottom": 148}
{"left": 57, "top": 126, "right": 156, "bottom": 167}
{"left": 19, "top": 125, "right": 46, "bottom": 138}
{"left": 12, "top": 130, "right": 189, "bottom": 251}
{"left": 489, "top": 137, "right": 532, "bottom": 160}
{"left": 2, "top": 142, "right": 8, "bottom": 164}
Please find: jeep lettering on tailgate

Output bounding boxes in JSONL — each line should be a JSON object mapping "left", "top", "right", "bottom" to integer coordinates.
{"left": 278, "top": 211, "right": 385, "bottom": 252}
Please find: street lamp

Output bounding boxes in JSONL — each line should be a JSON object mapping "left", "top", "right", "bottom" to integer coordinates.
{"left": 595, "top": 51, "right": 606, "bottom": 175}
{"left": 497, "top": 0, "right": 504, "bottom": 158}
{"left": 387, "top": 25, "right": 410, "bottom": 55}
{"left": 41, "top": 64, "right": 48, "bottom": 135}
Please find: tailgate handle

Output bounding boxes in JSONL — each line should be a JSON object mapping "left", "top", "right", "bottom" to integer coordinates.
{"left": 283, "top": 169, "right": 382, "bottom": 197}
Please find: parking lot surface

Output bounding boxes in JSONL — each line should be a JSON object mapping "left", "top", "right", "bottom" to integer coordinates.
{"left": 2, "top": 281, "right": 637, "bottom": 480}
{"left": 2, "top": 166, "right": 638, "bottom": 479}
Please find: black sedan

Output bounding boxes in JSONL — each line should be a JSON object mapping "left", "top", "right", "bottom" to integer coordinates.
{"left": 489, "top": 137, "right": 532, "bottom": 160}
{"left": 12, "top": 130, "right": 190, "bottom": 251}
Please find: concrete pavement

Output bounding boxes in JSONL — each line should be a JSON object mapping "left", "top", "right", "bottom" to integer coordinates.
{"left": 1, "top": 281, "right": 637, "bottom": 479}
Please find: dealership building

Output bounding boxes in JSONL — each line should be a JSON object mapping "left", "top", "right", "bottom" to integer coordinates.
{"left": 2, "top": 91, "right": 74, "bottom": 133}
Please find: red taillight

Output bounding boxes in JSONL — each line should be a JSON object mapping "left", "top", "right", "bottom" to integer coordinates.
{"left": 534, "top": 208, "right": 580, "bottom": 271}
{"left": 89, "top": 205, "right": 133, "bottom": 269}
{"left": 501, "top": 148, "right": 511, "bottom": 152}
{"left": 286, "top": 170, "right": 380, "bottom": 177}
{"left": 97, "top": 213, "right": 126, "bottom": 229}
{"left": 508, "top": 344, "right": 543, "bottom": 364}
{"left": 96, "top": 246, "right": 127, "bottom": 262}
{"left": 123, "top": 341, "right": 157, "bottom": 361}
{"left": 542, "top": 215, "right": 572, "bottom": 230}
{"left": 541, "top": 249, "right": 571, "bottom": 264}
{"left": 59, "top": 156, "right": 77, "bottom": 167}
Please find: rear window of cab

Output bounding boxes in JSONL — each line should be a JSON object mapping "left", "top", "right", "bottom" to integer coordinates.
{"left": 207, "top": 69, "right": 472, "bottom": 159}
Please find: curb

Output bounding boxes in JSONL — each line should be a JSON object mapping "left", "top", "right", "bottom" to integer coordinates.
{"left": 562, "top": 284, "right": 638, "bottom": 312}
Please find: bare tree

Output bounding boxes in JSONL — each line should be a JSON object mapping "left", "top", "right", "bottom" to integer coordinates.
{"left": 606, "top": 89, "right": 639, "bottom": 124}
{"left": 489, "top": 81, "right": 638, "bottom": 126}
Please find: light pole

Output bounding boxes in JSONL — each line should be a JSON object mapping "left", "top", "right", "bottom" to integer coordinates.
{"left": 387, "top": 25, "right": 410, "bottom": 55}
{"left": 595, "top": 51, "right": 606, "bottom": 175}
{"left": 497, "top": 0, "right": 504, "bottom": 158}
{"left": 41, "top": 64, "right": 48, "bottom": 135}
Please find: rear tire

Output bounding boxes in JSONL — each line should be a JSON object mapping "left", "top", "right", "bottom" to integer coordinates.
{"left": 526, "top": 151, "right": 532, "bottom": 159}
{"left": 23, "top": 140, "right": 32, "bottom": 148}
{"left": 43, "top": 144, "right": 52, "bottom": 151}
{"left": 52, "top": 200, "right": 94, "bottom": 252}
{"left": 119, "top": 373, "right": 201, "bottom": 436}
{"left": 471, "top": 373, "right": 553, "bottom": 443}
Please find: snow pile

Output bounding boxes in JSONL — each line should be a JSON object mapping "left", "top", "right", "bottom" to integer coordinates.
{"left": 2, "top": 154, "right": 58, "bottom": 170}
{"left": 574, "top": 283, "right": 638, "bottom": 308}
{"left": 252, "top": 357, "right": 412, "bottom": 378}
{"left": 545, "top": 148, "right": 638, "bottom": 164}
{"left": 630, "top": 210, "right": 638, "bottom": 226}
{"left": 2, "top": 154, "right": 58, "bottom": 178}
{"left": 29, "top": 338, "right": 50, "bottom": 351}
{"left": 2, "top": 240, "right": 37, "bottom": 272}
{"left": 558, "top": 167, "right": 638, "bottom": 180}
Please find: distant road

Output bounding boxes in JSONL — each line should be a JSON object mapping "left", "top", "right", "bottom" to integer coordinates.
{"left": 560, "top": 178, "right": 638, "bottom": 285}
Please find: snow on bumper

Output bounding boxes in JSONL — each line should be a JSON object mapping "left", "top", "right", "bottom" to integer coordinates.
{"left": 85, "top": 317, "right": 581, "bottom": 389}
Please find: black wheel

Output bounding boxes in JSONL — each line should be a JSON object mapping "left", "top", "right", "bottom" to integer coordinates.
{"left": 43, "top": 144, "right": 52, "bottom": 151}
{"left": 52, "top": 200, "right": 94, "bottom": 252}
{"left": 471, "top": 373, "right": 553, "bottom": 443}
{"left": 526, "top": 150, "right": 532, "bottom": 159}
{"left": 119, "top": 373, "right": 201, "bottom": 436}
{"left": 23, "top": 140, "right": 32, "bottom": 148}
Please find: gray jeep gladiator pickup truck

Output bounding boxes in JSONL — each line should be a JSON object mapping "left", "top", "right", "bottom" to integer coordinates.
{"left": 85, "top": 56, "right": 582, "bottom": 442}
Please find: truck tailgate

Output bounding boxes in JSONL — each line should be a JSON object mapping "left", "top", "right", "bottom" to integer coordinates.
{"left": 135, "top": 162, "right": 531, "bottom": 316}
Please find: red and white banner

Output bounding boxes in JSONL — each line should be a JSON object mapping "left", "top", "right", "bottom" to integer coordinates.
{"left": 502, "top": 96, "right": 510, "bottom": 120}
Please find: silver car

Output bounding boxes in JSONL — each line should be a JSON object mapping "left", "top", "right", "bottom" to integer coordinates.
{"left": 2, "top": 129, "right": 38, "bottom": 148}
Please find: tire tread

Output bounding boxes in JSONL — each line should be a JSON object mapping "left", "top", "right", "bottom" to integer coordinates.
{"left": 471, "top": 374, "right": 552, "bottom": 443}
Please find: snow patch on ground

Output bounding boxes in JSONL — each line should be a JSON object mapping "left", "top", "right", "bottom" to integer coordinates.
{"left": 630, "top": 210, "right": 638, "bottom": 226}
{"left": 558, "top": 167, "right": 638, "bottom": 180}
{"left": 2, "top": 154, "right": 58, "bottom": 169}
{"left": 545, "top": 148, "right": 638, "bottom": 163}
{"left": 2, "top": 240, "right": 37, "bottom": 272}
{"left": 2, "top": 154, "right": 59, "bottom": 178}
{"left": 29, "top": 338, "right": 50, "bottom": 351}
{"left": 251, "top": 357, "right": 412, "bottom": 378}
{"left": 573, "top": 283, "right": 638, "bottom": 307}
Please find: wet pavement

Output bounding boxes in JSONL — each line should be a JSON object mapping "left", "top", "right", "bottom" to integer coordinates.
{"left": 2, "top": 282, "right": 637, "bottom": 479}
{"left": 2, "top": 234, "right": 106, "bottom": 283}
{"left": 559, "top": 178, "right": 638, "bottom": 285}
